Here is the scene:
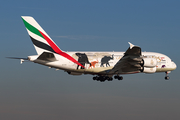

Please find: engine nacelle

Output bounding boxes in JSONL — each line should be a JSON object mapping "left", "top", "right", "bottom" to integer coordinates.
{"left": 142, "top": 57, "right": 157, "bottom": 68}
{"left": 67, "top": 71, "right": 82, "bottom": 75}
{"left": 141, "top": 67, "right": 156, "bottom": 73}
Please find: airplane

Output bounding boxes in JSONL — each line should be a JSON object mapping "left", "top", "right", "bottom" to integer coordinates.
{"left": 9, "top": 16, "right": 177, "bottom": 82}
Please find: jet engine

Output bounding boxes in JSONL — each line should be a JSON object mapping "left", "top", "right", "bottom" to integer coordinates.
{"left": 139, "top": 56, "right": 157, "bottom": 73}
{"left": 142, "top": 57, "right": 157, "bottom": 68}
{"left": 140, "top": 67, "right": 156, "bottom": 73}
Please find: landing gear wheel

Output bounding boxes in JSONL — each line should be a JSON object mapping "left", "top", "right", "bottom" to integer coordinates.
{"left": 165, "top": 76, "right": 170, "bottom": 80}
{"left": 165, "top": 72, "right": 170, "bottom": 80}
{"left": 118, "top": 76, "right": 123, "bottom": 80}
{"left": 93, "top": 76, "right": 97, "bottom": 80}
{"left": 107, "top": 77, "right": 113, "bottom": 81}
{"left": 114, "top": 76, "right": 118, "bottom": 79}
{"left": 93, "top": 75, "right": 113, "bottom": 82}
{"left": 100, "top": 80, "right": 105, "bottom": 82}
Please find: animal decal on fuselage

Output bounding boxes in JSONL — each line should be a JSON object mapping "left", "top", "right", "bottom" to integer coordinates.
{"left": 100, "top": 55, "right": 114, "bottom": 67}
{"left": 76, "top": 53, "right": 91, "bottom": 69}
{"left": 74, "top": 53, "right": 115, "bottom": 69}
{"left": 89, "top": 60, "right": 99, "bottom": 69}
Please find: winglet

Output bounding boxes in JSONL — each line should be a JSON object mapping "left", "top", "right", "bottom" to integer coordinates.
{"left": 128, "top": 42, "right": 135, "bottom": 49}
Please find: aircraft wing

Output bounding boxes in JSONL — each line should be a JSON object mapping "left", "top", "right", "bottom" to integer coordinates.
{"left": 109, "top": 42, "right": 142, "bottom": 74}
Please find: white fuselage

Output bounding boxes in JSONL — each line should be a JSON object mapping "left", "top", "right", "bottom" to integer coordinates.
{"left": 28, "top": 51, "right": 177, "bottom": 75}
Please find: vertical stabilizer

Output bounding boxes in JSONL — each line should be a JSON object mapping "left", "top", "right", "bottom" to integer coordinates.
{"left": 21, "top": 16, "right": 85, "bottom": 68}
{"left": 21, "top": 16, "right": 62, "bottom": 55}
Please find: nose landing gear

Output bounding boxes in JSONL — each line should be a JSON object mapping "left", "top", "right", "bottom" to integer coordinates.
{"left": 165, "top": 71, "right": 170, "bottom": 80}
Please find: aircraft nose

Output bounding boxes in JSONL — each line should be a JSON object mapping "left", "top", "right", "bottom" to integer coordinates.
{"left": 172, "top": 62, "right": 177, "bottom": 70}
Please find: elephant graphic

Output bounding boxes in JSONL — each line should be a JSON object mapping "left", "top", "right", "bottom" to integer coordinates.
{"left": 75, "top": 53, "right": 91, "bottom": 69}
{"left": 100, "top": 54, "right": 114, "bottom": 67}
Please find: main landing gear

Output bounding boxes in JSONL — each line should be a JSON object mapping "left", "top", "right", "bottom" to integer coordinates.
{"left": 114, "top": 75, "right": 123, "bottom": 80}
{"left": 165, "top": 71, "right": 170, "bottom": 80}
{"left": 93, "top": 76, "right": 113, "bottom": 82}
{"left": 93, "top": 75, "right": 123, "bottom": 82}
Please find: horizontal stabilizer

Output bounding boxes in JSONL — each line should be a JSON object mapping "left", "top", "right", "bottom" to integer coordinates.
{"left": 7, "top": 57, "right": 29, "bottom": 64}
{"left": 7, "top": 57, "right": 28, "bottom": 60}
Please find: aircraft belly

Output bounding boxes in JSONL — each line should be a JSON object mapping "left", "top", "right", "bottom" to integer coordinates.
{"left": 84, "top": 66, "right": 113, "bottom": 74}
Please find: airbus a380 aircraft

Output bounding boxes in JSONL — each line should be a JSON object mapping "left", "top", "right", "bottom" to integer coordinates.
{"left": 10, "top": 16, "right": 177, "bottom": 82}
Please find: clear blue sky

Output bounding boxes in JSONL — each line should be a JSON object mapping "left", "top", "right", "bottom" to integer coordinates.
{"left": 0, "top": 0, "right": 180, "bottom": 120}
